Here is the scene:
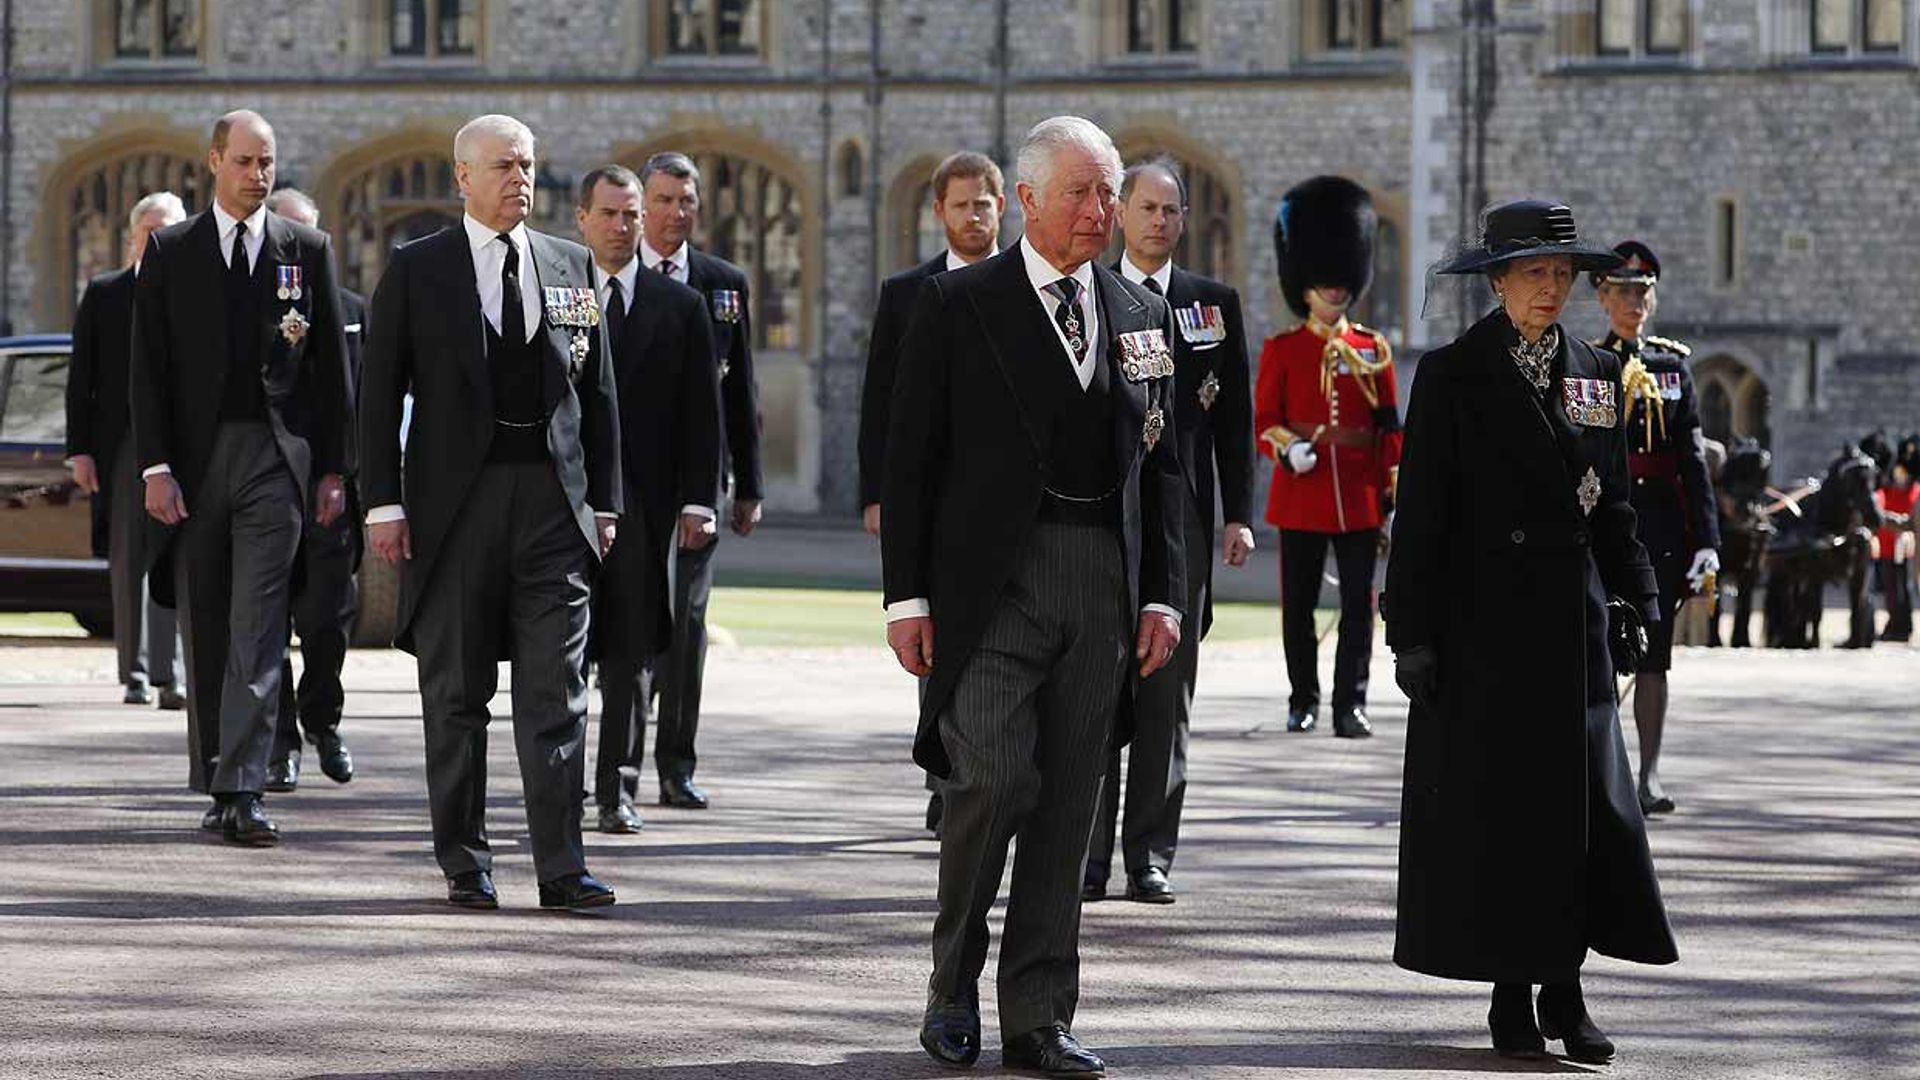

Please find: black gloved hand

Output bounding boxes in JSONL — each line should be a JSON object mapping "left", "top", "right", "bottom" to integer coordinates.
{"left": 1394, "top": 645, "right": 1439, "bottom": 711}
{"left": 1607, "top": 598, "right": 1650, "bottom": 674}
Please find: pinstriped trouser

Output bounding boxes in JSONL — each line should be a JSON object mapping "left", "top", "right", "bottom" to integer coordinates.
{"left": 929, "top": 520, "right": 1131, "bottom": 1038}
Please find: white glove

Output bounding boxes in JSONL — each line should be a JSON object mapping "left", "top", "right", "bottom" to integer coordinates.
{"left": 1686, "top": 547, "right": 1720, "bottom": 591}
{"left": 1285, "top": 442, "right": 1319, "bottom": 475}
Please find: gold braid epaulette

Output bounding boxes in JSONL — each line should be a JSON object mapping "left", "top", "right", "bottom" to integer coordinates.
{"left": 1620, "top": 356, "right": 1667, "bottom": 453}
{"left": 1306, "top": 317, "right": 1393, "bottom": 410}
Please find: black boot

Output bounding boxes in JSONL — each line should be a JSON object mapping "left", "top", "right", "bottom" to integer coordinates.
{"left": 1537, "top": 980, "right": 1615, "bottom": 1064}
{"left": 1489, "top": 982, "right": 1544, "bottom": 1058}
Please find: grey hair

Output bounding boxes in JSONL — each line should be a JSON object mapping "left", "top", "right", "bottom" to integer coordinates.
{"left": 639, "top": 151, "right": 702, "bottom": 192}
{"left": 265, "top": 187, "right": 319, "bottom": 225}
{"left": 1016, "top": 116, "right": 1122, "bottom": 205}
{"left": 1121, "top": 155, "right": 1186, "bottom": 206}
{"left": 454, "top": 114, "right": 536, "bottom": 164}
{"left": 127, "top": 190, "right": 186, "bottom": 229}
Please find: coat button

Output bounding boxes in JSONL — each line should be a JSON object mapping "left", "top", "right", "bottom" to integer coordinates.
{"left": 1575, "top": 529, "right": 1589, "bottom": 546}
{"left": 1511, "top": 529, "right": 1526, "bottom": 544}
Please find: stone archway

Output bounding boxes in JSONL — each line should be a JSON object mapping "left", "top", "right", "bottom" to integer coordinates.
{"left": 1109, "top": 128, "right": 1242, "bottom": 287}
{"left": 314, "top": 129, "right": 466, "bottom": 298}
{"left": 1694, "top": 353, "right": 1771, "bottom": 449}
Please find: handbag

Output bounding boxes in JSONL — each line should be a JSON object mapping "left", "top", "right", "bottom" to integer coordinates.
{"left": 1606, "top": 597, "right": 1649, "bottom": 674}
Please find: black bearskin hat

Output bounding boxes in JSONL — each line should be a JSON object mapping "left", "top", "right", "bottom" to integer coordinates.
{"left": 1274, "top": 176, "right": 1376, "bottom": 319}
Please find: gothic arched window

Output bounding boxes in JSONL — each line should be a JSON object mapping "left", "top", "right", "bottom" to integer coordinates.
{"left": 334, "top": 152, "right": 463, "bottom": 296}
{"left": 684, "top": 151, "right": 805, "bottom": 352}
{"left": 61, "top": 150, "right": 203, "bottom": 319}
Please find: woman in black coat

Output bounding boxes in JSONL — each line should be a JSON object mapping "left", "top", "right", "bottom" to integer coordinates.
{"left": 1384, "top": 201, "right": 1678, "bottom": 1064}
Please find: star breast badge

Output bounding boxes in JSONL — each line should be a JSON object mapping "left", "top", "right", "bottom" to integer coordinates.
{"left": 1577, "top": 467, "right": 1601, "bottom": 517}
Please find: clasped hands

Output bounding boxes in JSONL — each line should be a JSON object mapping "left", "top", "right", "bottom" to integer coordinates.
{"left": 888, "top": 610, "right": 1182, "bottom": 680}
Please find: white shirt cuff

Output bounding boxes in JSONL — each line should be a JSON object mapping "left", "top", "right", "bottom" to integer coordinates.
{"left": 1143, "top": 603, "right": 1183, "bottom": 630}
{"left": 594, "top": 511, "right": 617, "bottom": 521}
{"left": 141, "top": 463, "right": 171, "bottom": 479}
{"left": 365, "top": 504, "right": 406, "bottom": 524}
{"left": 886, "top": 598, "right": 931, "bottom": 623}
{"left": 680, "top": 504, "right": 718, "bottom": 521}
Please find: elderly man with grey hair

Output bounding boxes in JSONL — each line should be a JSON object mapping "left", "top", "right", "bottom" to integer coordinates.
{"left": 67, "top": 190, "right": 188, "bottom": 711}
{"left": 358, "top": 113, "right": 623, "bottom": 911}
{"left": 883, "top": 115, "right": 1185, "bottom": 1077}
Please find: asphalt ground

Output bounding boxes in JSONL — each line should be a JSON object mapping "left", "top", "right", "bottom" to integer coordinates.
{"left": 0, "top": 614, "right": 1915, "bottom": 1080}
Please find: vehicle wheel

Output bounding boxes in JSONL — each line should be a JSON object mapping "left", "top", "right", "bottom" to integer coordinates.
{"left": 351, "top": 556, "right": 401, "bottom": 648}
{"left": 73, "top": 608, "right": 114, "bottom": 638}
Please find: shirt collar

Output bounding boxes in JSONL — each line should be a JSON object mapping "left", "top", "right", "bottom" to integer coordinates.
{"left": 641, "top": 237, "right": 690, "bottom": 273}
{"left": 1020, "top": 237, "right": 1094, "bottom": 301}
{"left": 464, "top": 213, "right": 529, "bottom": 257}
{"left": 595, "top": 255, "right": 640, "bottom": 300}
{"left": 1119, "top": 254, "right": 1173, "bottom": 294}
{"left": 212, "top": 201, "right": 268, "bottom": 244}
{"left": 943, "top": 249, "right": 976, "bottom": 272}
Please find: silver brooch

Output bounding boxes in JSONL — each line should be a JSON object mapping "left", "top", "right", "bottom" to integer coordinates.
{"left": 1510, "top": 326, "right": 1559, "bottom": 392}
{"left": 1577, "top": 466, "right": 1601, "bottom": 516}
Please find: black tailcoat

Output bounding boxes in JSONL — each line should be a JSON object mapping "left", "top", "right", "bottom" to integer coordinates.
{"left": 858, "top": 252, "right": 948, "bottom": 508}
{"left": 882, "top": 248, "right": 1187, "bottom": 778}
{"left": 357, "top": 225, "right": 621, "bottom": 653}
{"left": 685, "top": 248, "right": 764, "bottom": 502}
{"left": 1385, "top": 311, "right": 1675, "bottom": 983}
{"left": 590, "top": 266, "right": 721, "bottom": 664}
{"left": 66, "top": 267, "right": 136, "bottom": 556}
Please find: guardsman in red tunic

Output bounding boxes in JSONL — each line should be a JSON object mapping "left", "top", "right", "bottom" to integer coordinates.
{"left": 1254, "top": 177, "right": 1401, "bottom": 737}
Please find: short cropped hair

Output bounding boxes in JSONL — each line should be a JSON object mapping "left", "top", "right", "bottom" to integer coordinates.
{"left": 930, "top": 152, "right": 1004, "bottom": 204}
{"left": 1121, "top": 155, "right": 1187, "bottom": 207}
{"left": 211, "top": 110, "right": 272, "bottom": 154}
{"left": 127, "top": 191, "right": 187, "bottom": 230}
{"left": 1015, "top": 116, "right": 1122, "bottom": 206}
{"left": 454, "top": 114, "right": 535, "bottom": 165}
{"left": 265, "top": 187, "right": 319, "bottom": 225}
{"left": 577, "top": 164, "right": 643, "bottom": 210}
{"left": 639, "top": 151, "right": 702, "bottom": 192}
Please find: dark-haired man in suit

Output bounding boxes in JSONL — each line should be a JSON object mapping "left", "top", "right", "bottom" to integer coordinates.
{"left": 887, "top": 115, "right": 1185, "bottom": 1078}
{"left": 575, "top": 163, "right": 722, "bottom": 836}
{"left": 130, "top": 110, "right": 352, "bottom": 845}
{"left": 360, "top": 114, "right": 621, "bottom": 912}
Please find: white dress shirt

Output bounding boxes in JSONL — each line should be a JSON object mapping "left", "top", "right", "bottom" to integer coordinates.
{"left": 594, "top": 256, "right": 716, "bottom": 526}
{"left": 944, "top": 249, "right": 973, "bottom": 272}
{"left": 885, "top": 239, "right": 1181, "bottom": 630}
{"left": 641, "top": 237, "right": 692, "bottom": 285}
{"left": 1119, "top": 253, "right": 1173, "bottom": 296}
{"left": 142, "top": 202, "right": 271, "bottom": 480}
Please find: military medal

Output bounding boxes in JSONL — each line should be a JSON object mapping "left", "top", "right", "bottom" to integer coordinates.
{"left": 542, "top": 287, "right": 602, "bottom": 383}
{"left": 1143, "top": 407, "right": 1165, "bottom": 450}
{"left": 710, "top": 289, "right": 744, "bottom": 324}
{"left": 1562, "top": 377, "right": 1619, "bottom": 428}
{"left": 275, "top": 264, "right": 303, "bottom": 302}
{"left": 1175, "top": 303, "right": 1227, "bottom": 345}
{"left": 1118, "top": 329, "right": 1175, "bottom": 382}
{"left": 1577, "top": 467, "right": 1601, "bottom": 517}
{"left": 278, "top": 308, "right": 309, "bottom": 346}
{"left": 1198, "top": 370, "right": 1221, "bottom": 410}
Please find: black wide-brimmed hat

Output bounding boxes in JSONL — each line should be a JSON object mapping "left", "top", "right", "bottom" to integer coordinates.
{"left": 1435, "top": 200, "right": 1623, "bottom": 275}
{"left": 1590, "top": 240, "right": 1660, "bottom": 287}
{"left": 1274, "top": 176, "right": 1376, "bottom": 319}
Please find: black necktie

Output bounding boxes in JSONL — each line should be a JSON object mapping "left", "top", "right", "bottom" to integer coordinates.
{"left": 1046, "top": 277, "right": 1088, "bottom": 367}
{"left": 228, "top": 221, "right": 250, "bottom": 286}
{"left": 604, "top": 276, "right": 627, "bottom": 351}
{"left": 1142, "top": 277, "right": 1163, "bottom": 296}
{"left": 657, "top": 259, "right": 676, "bottom": 280}
{"left": 498, "top": 233, "right": 526, "bottom": 344}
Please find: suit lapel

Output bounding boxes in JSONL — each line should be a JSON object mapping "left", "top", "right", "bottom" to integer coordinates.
{"left": 192, "top": 213, "right": 233, "bottom": 382}
{"left": 1466, "top": 319, "right": 1579, "bottom": 515}
{"left": 617, "top": 271, "right": 662, "bottom": 370}
{"left": 1093, "top": 262, "right": 1148, "bottom": 478}
{"left": 436, "top": 227, "right": 489, "bottom": 398}
{"left": 527, "top": 231, "right": 571, "bottom": 411}
{"left": 969, "top": 248, "right": 1061, "bottom": 459}
{"left": 256, "top": 213, "right": 295, "bottom": 361}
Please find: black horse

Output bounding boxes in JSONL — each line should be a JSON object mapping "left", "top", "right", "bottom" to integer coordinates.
{"left": 1710, "top": 437, "right": 1775, "bottom": 648}
{"left": 1762, "top": 444, "right": 1883, "bottom": 649}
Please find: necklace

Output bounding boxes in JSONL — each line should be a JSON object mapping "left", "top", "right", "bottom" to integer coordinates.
{"left": 1510, "top": 325, "right": 1559, "bottom": 392}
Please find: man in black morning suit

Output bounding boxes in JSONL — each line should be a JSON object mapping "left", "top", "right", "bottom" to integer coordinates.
{"left": 359, "top": 115, "right": 622, "bottom": 911}
{"left": 635, "top": 151, "right": 766, "bottom": 810}
{"left": 129, "top": 111, "right": 352, "bottom": 845}
{"left": 856, "top": 150, "right": 1006, "bottom": 836}
{"left": 1086, "top": 158, "right": 1256, "bottom": 906}
{"left": 574, "top": 164, "right": 722, "bottom": 835}
{"left": 66, "top": 190, "right": 187, "bottom": 711}
{"left": 264, "top": 188, "right": 361, "bottom": 792}
{"left": 886, "top": 117, "right": 1186, "bottom": 1078}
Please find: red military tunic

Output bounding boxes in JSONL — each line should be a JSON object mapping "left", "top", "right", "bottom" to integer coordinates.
{"left": 1254, "top": 317, "right": 1402, "bottom": 534}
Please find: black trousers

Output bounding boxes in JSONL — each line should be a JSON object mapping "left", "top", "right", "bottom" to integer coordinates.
{"left": 175, "top": 422, "right": 302, "bottom": 796}
{"left": 1279, "top": 528, "right": 1379, "bottom": 715}
{"left": 1088, "top": 514, "right": 1208, "bottom": 882}
{"left": 410, "top": 463, "right": 593, "bottom": 883}
{"left": 274, "top": 503, "right": 359, "bottom": 758}
{"left": 652, "top": 534, "right": 717, "bottom": 783}
{"left": 930, "top": 522, "right": 1129, "bottom": 1038}
{"left": 595, "top": 657, "right": 657, "bottom": 809}
{"left": 1879, "top": 559, "right": 1914, "bottom": 641}
{"left": 110, "top": 439, "right": 181, "bottom": 691}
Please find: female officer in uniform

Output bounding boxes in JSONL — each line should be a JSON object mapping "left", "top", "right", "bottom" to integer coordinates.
{"left": 1385, "top": 201, "right": 1678, "bottom": 1064}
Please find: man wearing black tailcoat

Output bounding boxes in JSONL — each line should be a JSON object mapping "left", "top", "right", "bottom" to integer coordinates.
{"left": 575, "top": 163, "right": 722, "bottom": 835}
{"left": 1085, "top": 156, "right": 1254, "bottom": 906}
{"left": 130, "top": 111, "right": 352, "bottom": 845}
{"left": 888, "top": 116, "right": 1185, "bottom": 1078}
{"left": 359, "top": 114, "right": 622, "bottom": 911}
{"left": 635, "top": 151, "right": 765, "bottom": 810}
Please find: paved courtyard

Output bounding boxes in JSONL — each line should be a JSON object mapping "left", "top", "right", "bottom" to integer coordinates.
{"left": 1, "top": 628, "right": 1915, "bottom": 1080}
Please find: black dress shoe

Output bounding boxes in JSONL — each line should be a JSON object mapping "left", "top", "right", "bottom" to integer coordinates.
{"left": 1125, "top": 866, "right": 1175, "bottom": 904}
{"left": 1537, "top": 981, "right": 1615, "bottom": 1064}
{"left": 1080, "top": 878, "right": 1107, "bottom": 903}
{"left": 597, "top": 803, "right": 644, "bottom": 834}
{"left": 223, "top": 795, "right": 280, "bottom": 847}
{"left": 265, "top": 752, "right": 300, "bottom": 793}
{"left": 658, "top": 777, "right": 709, "bottom": 809}
{"left": 199, "top": 800, "right": 226, "bottom": 832}
{"left": 1002, "top": 1025, "right": 1104, "bottom": 1077}
{"left": 157, "top": 685, "right": 187, "bottom": 711}
{"left": 918, "top": 986, "right": 981, "bottom": 1068}
{"left": 1489, "top": 982, "right": 1545, "bottom": 1058}
{"left": 1286, "top": 708, "right": 1317, "bottom": 733}
{"left": 446, "top": 870, "right": 499, "bottom": 910}
{"left": 123, "top": 684, "right": 154, "bottom": 705}
{"left": 1332, "top": 706, "right": 1374, "bottom": 739}
{"left": 539, "top": 872, "right": 615, "bottom": 910}
{"left": 926, "top": 792, "right": 944, "bottom": 835}
{"left": 314, "top": 731, "right": 354, "bottom": 784}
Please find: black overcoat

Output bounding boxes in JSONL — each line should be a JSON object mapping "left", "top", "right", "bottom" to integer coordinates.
{"left": 66, "top": 267, "right": 136, "bottom": 557}
{"left": 1384, "top": 310, "right": 1678, "bottom": 984}
{"left": 857, "top": 252, "right": 948, "bottom": 508}
{"left": 881, "top": 246, "right": 1187, "bottom": 778}
{"left": 685, "top": 248, "right": 764, "bottom": 502}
